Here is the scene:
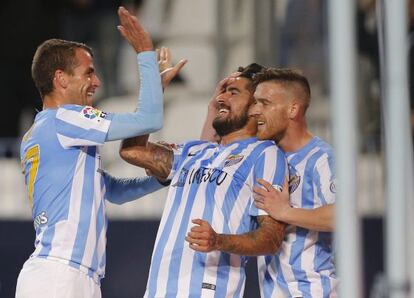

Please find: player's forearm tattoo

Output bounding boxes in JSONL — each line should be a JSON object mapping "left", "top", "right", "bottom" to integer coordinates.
{"left": 149, "top": 144, "right": 173, "bottom": 178}
{"left": 217, "top": 216, "right": 285, "bottom": 256}
{"left": 120, "top": 136, "right": 173, "bottom": 179}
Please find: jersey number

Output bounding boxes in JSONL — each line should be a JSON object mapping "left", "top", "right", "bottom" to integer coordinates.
{"left": 23, "top": 145, "right": 40, "bottom": 207}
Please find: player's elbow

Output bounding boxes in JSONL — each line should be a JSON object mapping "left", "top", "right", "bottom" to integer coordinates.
{"left": 145, "top": 115, "right": 163, "bottom": 133}
{"left": 119, "top": 147, "right": 134, "bottom": 164}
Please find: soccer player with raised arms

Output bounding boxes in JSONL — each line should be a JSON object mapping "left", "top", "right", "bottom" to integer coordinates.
{"left": 15, "top": 6, "right": 185, "bottom": 298}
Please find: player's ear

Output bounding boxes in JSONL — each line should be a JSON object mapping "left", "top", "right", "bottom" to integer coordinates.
{"left": 54, "top": 70, "right": 68, "bottom": 89}
{"left": 288, "top": 102, "right": 300, "bottom": 119}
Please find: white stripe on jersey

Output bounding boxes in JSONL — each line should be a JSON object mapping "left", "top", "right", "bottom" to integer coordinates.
{"left": 56, "top": 108, "right": 111, "bottom": 133}
{"left": 255, "top": 146, "right": 278, "bottom": 216}
{"left": 48, "top": 148, "right": 86, "bottom": 260}
{"left": 57, "top": 133, "right": 103, "bottom": 148}
{"left": 80, "top": 153, "right": 100, "bottom": 270}
{"left": 31, "top": 227, "right": 46, "bottom": 258}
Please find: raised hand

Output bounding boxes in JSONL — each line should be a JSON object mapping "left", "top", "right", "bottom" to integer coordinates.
{"left": 156, "top": 47, "right": 187, "bottom": 90}
{"left": 185, "top": 219, "right": 219, "bottom": 252}
{"left": 117, "top": 6, "right": 153, "bottom": 53}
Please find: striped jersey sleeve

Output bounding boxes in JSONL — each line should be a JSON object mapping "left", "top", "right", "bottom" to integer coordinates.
{"left": 249, "top": 143, "right": 288, "bottom": 217}
{"left": 313, "top": 153, "right": 336, "bottom": 205}
{"left": 55, "top": 105, "right": 114, "bottom": 147}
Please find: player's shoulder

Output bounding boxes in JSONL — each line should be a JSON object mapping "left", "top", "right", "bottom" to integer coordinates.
{"left": 252, "top": 139, "right": 283, "bottom": 154}
{"left": 314, "top": 137, "right": 333, "bottom": 153}
{"left": 176, "top": 140, "right": 215, "bottom": 155}
{"left": 313, "top": 137, "right": 334, "bottom": 160}
{"left": 57, "top": 104, "right": 107, "bottom": 118}
{"left": 54, "top": 105, "right": 111, "bottom": 131}
{"left": 312, "top": 137, "right": 335, "bottom": 170}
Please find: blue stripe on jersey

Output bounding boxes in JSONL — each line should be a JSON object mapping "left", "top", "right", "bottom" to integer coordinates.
{"left": 39, "top": 225, "right": 55, "bottom": 257}
{"left": 89, "top": 198, "right": 105, "bottom": 276}
{"left": 314, "top": 166, "right": 328, "bottom": 205}
{"left": 301, "top": 150, "right": 324, "bottom": 208}
{"left": 275, "top": 148, "right": 287, "bottom": 185}
{"left": 99, "top": 251, "right": 106, "bottom": 271}
{"left": 314, "top": 238, "right": 332, "bottom": 298}
{"left": 55, "top": 118, "right": 107, "bottom": 144}
{"left": 289, "top": 227, "right": 310, "bottom": 295}
{"left": 229, "top": 206, "right": 251, "bottom": 298}
{"left": 147, "top": 148, "right": 203, "bottom": 297}
{"left": 316, "top": 138, "right": 336, "bottom": 180}
{"left": 262, "top": 255, "right": 276, "bottom": 297}
{"left": 234, "top": 267, "right": 246, "bottom": 298}
{"left": 274, "top": 254, "right": 288, "bottom": 295}
{"left": 70, "top": 147, "right": 96, "bottom": 268}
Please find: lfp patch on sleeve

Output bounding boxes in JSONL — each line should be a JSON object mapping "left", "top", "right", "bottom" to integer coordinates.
{"left": 81, "top": 106, "right": 108, "bottom": 120}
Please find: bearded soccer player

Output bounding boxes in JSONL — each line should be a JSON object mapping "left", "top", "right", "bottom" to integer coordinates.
{"left": 120, "top": 64, "right": 288, "bottom": 298}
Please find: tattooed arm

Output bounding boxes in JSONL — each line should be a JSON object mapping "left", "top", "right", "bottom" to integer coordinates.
{"left": 185, "top": 216, "right": 285, "bottom": 256}
{"left": 119, "top": 135, "right": 173, "bottom": 179}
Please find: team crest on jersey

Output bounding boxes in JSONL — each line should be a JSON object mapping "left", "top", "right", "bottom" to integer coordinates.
{"left": 223, "top": 154, "right": 244, "bottom": 167}
{"left": 81, "top": 106, "right": 107, "bottom": 120}
{"left": 288, "top": 164, "right": 301, "bottom": 193}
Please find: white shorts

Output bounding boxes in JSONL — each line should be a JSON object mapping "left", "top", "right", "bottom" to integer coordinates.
{"left": 15, "top": 257, "right": 101, "bottom": 298}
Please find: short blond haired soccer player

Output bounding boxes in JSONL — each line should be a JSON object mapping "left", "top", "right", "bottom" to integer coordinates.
{"left": 199, "top": 68, "right": 337, "bottom": 297}
{"left": 250, "top": 68, "right": 337, "bottom": 297}
{"left": 15, "top": 7, "right": 177, "bottom": 298}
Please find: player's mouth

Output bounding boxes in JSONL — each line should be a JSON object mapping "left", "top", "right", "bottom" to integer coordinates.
{"left": 217, "top": 104, "right": 230, "bottom": 117}
{"left": 86, "top": 89, "right": 95, "bottom": 98}
{"left": 218, "top": 108, "right": 229, "bottom": 115}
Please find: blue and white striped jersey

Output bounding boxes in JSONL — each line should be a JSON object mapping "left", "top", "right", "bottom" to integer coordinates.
{"left": 20, "top": 104, "right": 114, "bottom": 282}
{"left": 258, "top": 136, "right": 337, "bottom": 298}
{"left": 145, "top": 137, "right": 287, "bottom": 298}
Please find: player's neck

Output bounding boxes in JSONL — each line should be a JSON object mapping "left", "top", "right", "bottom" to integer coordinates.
{"left": 220, "top": 131, "right": 256, "bottom": 146}
{"left": 278, "top": 122, "right": 313, "bottom": 153}
{"left": 220, "top": 121, "right": 257, "bottom": 146}
{"left": 42, "top": 94, "right": 62, "bottom": 109}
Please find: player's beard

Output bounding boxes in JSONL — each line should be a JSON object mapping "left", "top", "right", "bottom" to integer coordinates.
{"left": 212, "top": 109, "right": 249, "bottom": 137}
